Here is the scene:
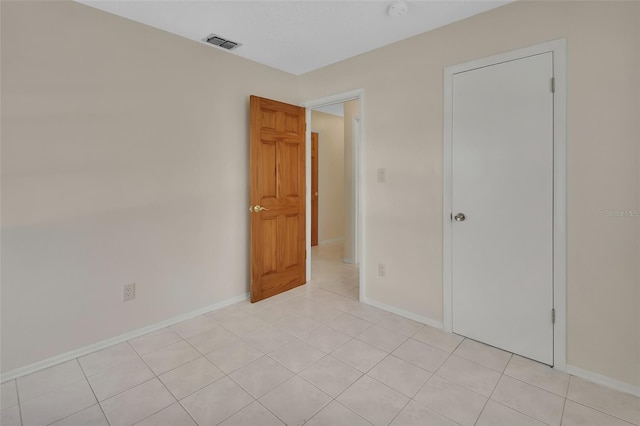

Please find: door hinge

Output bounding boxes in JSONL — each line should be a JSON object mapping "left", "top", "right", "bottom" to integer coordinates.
{"left": 551, "top": 308, "right": 556, "bottom": 324}
{"left": 551, "top": 77, "right": 555, "bottom": 93}
{"left": 305, "top": 249, "right": 307, "bottom": 260}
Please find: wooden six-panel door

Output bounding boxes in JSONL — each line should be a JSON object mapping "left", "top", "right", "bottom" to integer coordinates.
{"left": 249, "top": 96, "right": 306, "bottom": 302}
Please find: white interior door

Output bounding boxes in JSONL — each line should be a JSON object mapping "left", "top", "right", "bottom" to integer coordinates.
{"left": 451, "top": 52, "right": 554, "bottom": 365}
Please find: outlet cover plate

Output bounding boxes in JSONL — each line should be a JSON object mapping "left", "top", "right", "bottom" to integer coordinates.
{"left": 123, "top": 283, "right": 136, "bottom": 302}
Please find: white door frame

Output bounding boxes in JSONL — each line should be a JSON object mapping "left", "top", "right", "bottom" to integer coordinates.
{"left": 304, "top": 89, "right": 365, "bottom": 300}
{"left": 443, "top": 39, "right": 567, "bottom": 370}
{"left": 352, "top": 115, "right": 361, "bottom": 265}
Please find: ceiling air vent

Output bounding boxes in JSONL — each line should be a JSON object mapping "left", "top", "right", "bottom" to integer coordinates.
{"left": 203, "top": 33, "right": 241, "bottom": 51}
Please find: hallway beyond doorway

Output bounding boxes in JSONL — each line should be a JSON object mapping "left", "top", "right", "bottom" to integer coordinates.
{"left": 311, "top": 242, "right": 359, "bottom": 300}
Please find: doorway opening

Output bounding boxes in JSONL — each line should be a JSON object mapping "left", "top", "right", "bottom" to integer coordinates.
{"left": 305, "top": 90, "right": 364, "bottom": 301}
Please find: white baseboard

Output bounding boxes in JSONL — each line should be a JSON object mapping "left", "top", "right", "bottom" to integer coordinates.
{"left": 566, "top": 364, "right": 640, "bottom": 397}
{"left": 1, "top": 293, "right": 249, "bottom": 383}
{"left": 358, "top": 301, "right": 639, "bottom": 398}
{"left": 318, "top": 237, "right": 344, "bottom": 245}
{"left": 8, "top": 293, "right": 638, "bottom": 400}
{"left": 361, "top": 297, "right": 443, "bottom": 329}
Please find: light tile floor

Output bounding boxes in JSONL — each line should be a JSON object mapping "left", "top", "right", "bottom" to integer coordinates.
{"left": 1, "top": 243, "right": 639, "bottom": 425}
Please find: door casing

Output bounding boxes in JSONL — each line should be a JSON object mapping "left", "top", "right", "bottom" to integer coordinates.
{"left": 443, "top": 39, "right": 567, "bottom": 371}
{"left": 311, "top": 132, "right": 319, "bottom": 247}
{"left": 351, "top": 116, "right": 360, "bottom": 265}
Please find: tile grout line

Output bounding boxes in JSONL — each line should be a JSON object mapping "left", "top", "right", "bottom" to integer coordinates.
{"left": 386, "top": 390, "right": 414, "bottom": 426}
{"left": 488, "top": 371, "right": 562, "bottom": 426}
{"left": 14, "top": 379, "right": 24, "bottom": 426}
{"left": 559, "top": 392, "right": 568, "bottom": 426}
{"left": 286, "top": 321, "right": 399, "bottom": 425}
{"left": 146, "top": 363, "right": 197, "bottom": 426}
{"left": 295, "top": 370, "right": 372, "bottom": 426}
{"left": 473, "top": 352, "right": 514, "bottom": 426}
{"left": 339, "top": 341, "right": 421, "bottom": 424}
{"left": 565, "top": 398, "right": 640, "bottom": 426}
{"left": 76, "top": 358, "right": 111, "bottom": 426}
{"left": 126, "top": 326, "right": 249, "bottom": 426}
{"left": 156, "top": 319, "right": 267, "bottom": 420}
{"left": 253, "top": 399, "right": 288, "bottom": 426}
{"left": 176, "top": 399, "right": 201, "bottom": 426}
{"left": 270, "top": 377, "right": 331, "bottom": 426}
{"left": 252, "top": 372, "right": 329, "bottom": 426}
{"left": 112, "top": 339, "right": 175, "bottom": 425}
{"left": 409, "top": 335, "right": 469, "bottom": 426}
{"left": 19, "top": 361, "right": 96, "bottom": 426}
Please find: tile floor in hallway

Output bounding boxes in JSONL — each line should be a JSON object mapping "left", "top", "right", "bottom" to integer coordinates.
{"left": 1, "top": 243, "right": 639, "bottom": 426}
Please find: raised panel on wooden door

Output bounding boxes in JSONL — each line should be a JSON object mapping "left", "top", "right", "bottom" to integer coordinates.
{"left": 260, "top": 140, "right": 277, "bottom": 202}
{"left": 259, "top": 216, "right": 278, "bottom": 276}
{"left": 261, "top": 109, "right": 277, "bottom": 130}
{"left": 284, "top": 112, "right": 301, "bottom": 134}
{"left": 280, "top": 141, "right": 302, "bottom": 201}
{"left": 281, "top": 214, "right": 301, "bottom": 270}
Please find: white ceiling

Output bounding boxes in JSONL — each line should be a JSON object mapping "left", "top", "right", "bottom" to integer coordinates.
{"left": 78, "top": 0, "right": 513, "bottom": 75}
{"left": 314, "top": 103, "right": 344, "bottom": 117}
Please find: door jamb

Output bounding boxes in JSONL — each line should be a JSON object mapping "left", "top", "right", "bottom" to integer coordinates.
{"left": 442, "top": 39, "right": 567, "bottom": 370}
{"left": 304, "top": 89, "right": 365, "bottom": 300}
{"left": 351, "top": 116, "right": 361, "bottom": 265}
{"left": 311, "top": 131, "right": 319, "bottom": 247}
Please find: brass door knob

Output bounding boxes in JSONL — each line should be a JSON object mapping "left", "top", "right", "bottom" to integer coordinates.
{"left": 454, "top": 213, "right": 466, "bottom": 222}
{"left": 253, "top": 205, "right": 269, "bottom": 212}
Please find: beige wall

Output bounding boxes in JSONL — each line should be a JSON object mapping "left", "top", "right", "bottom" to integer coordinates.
{"left": 2, "top": 0, "right": 639, "bottom": 390}
{"left": 0, "top": 1, "right": 300, "bottom": 373}
{"left": 311, "top": 111, "right": 344, "bottom": 243}
{"left": 300, "top": 1, "right": 639, "bottom": 387}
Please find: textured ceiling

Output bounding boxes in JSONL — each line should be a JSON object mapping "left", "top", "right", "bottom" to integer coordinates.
{"left": 78, "top": 1, "right": 513, "bottom": 75}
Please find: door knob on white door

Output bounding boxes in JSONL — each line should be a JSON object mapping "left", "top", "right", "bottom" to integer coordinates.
{"left": 454, "top": 213, "right": 466, "bottom": 222}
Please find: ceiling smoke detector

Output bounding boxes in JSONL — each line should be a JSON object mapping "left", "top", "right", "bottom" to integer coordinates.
{"left": 203, "top": 33, "right": 241, "bottom": 50}
{"left": 388, "top": 1, "right": 409, "bottom": 17}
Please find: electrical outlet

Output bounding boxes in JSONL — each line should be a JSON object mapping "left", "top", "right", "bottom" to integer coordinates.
{"left": 123, "top": 283, "right": 135, "bottom": 302}
{"left": 378, "top": 263, "right": 386, "bottom": 277}
{"left": 377, "top": 168, "right": 386, "bottom": 183}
